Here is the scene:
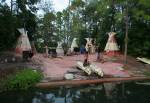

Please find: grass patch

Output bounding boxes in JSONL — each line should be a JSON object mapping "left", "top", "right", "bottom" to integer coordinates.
{"left": 0, "top": 68, "right": 43, "bottom": 92}
{"left": 143, "top": 71, "right": 150, "bottom": 76}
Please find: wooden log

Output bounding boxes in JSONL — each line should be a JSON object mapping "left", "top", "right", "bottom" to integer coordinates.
{"left": 36, "top": 76, "right": 150, "bottom": 88}
{"left": 76, "top": 61, "right": 92, "bottom": 75}
{"left": 89, "top": 65, "right": 104, "bottom": 77}
{"left": 77, "top": 61, "right": 104, "bottom": 77}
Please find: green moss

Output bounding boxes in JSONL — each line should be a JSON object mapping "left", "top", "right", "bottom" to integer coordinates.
{"left": 0, "top": 68, "right": 43, "bottom": 92}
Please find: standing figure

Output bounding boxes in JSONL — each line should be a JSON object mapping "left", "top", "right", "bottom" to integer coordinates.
{"left": 96, "top": 45, "right": 101, "bottom": 61}
{"left": 80, "top": 45, "right": 86, "bottom": 54}
{"left": 83, "top": 51, "right": 90, "bottom": 67}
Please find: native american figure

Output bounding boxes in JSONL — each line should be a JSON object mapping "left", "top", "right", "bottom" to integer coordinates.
{"left": 104, "top": 32, "right": 119, "bottom": 56}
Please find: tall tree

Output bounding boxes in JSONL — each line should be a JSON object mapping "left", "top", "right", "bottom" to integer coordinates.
{"left": 0, "top": 3, "right": 16, "bottom": 50}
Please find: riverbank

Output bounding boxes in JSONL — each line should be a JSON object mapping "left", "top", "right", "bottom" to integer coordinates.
{"left": 33, "top": 53, "right": 150, "bottom": 87}
{"left": 1, "top": 52, "right": 150, "bottom": 88}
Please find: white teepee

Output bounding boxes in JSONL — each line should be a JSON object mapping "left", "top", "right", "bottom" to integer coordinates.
{"left": 104, "top": 32, "right": 119, "bottom": 56}
{"left": 56, "top": 41, "right": 64, "bottom": 56}
{"left": 71, "top": 38, "right": 78, "bottom": 52}
{"left": 15, "top": 28, "right": 31, "bottom": 54}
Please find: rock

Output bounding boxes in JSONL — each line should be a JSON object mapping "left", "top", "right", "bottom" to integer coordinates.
{"left": 12, "top": 57, "right": 16, "bottom": 62}
{"left": 64, "top": 73, "right": 74, "bottom": 80}
{"left": 5, "top": 59, "right": 7, "bottom": 63}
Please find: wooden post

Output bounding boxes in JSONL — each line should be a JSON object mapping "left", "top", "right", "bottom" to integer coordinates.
{"left": 45, "top": 46, "right": 48, "bottom": 57}
{"left": 124, "top": 0, "right": 128, "bottom": 64}
{"left": 36, "top": 77, "right": 150, "bottom": 88}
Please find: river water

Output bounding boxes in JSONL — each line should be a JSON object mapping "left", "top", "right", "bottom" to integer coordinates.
{"left": 0, "top": 81, "right": 150, "bottom": 103}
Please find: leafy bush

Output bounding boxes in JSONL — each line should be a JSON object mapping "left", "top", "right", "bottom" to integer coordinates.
{"left": 0, "top": 68, "right": 43, "bottom": 92}
{"left": 144, "top": 72, "right": 150, "bottom": 76}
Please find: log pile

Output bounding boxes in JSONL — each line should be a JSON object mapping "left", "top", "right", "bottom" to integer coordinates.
{"left": 77, "top": 61, "right": 92, "bottom": 75}
{"left": 76, "top": 61, "right": 104, "bottom": 77}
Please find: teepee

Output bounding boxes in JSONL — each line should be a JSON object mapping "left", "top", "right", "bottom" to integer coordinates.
{"left": 56, "top": 41, "right": 64, "bottom": 56}
{"left": 15, "top": 28, "right": 32, "bottom": 54}
{"left": 85, "top": 38, "right": 95, "bottom": 53}
{"left": 104, "top": 32, "right": 119, "bottom": 56}
{"left": 70, "top": 38, "right": 78, "bottom": 52}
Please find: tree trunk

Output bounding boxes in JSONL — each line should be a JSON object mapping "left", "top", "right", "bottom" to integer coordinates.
{"left": 124, "top": 0, "right": 128, "bottom": 64}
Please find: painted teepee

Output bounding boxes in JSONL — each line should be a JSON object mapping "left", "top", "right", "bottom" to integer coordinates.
{"left": 104, "top": 32, "right": 119, "bottom": 56}
{"left": 15, "top": 28, "right": 31, "bottom": 54}
{"left": 85, "top": 38, "right": 95, "bottom": 53}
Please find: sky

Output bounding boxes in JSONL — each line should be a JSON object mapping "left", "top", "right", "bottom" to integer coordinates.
{"left": 52, "top": 0, "right": 69, "bottom": 12}
{"left": 5, "top": 0, "right": 69, "bottom": 12}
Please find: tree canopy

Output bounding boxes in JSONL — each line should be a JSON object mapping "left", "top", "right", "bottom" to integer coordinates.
{"left": 0, "top": 0, "right": 149, "bottom": 58}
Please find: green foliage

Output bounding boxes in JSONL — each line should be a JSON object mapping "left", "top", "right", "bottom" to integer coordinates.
{"left": 144, "top": 71, "right": 150, "bottom": 76}
{"left": 1, "top": 0, "right": 148, "bottom": 58}
{"left": 0, "top": 0, "right": 41, "bottom": 51}
{"left": 0, "top": 4, "right": 16, "bottom": 50}
{"left": 0, "top": 69, "right": 43, "bottom": 92}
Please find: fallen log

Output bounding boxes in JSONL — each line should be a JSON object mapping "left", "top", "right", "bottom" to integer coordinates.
{"left": 76, "top": 61, "right": 104, "bottom": 77}
{"left": 76, "top": 61, "right": 92, "bottom": 75}
{"left": 89, "top": 64, "right": 104, "bottom": 77}
{"left": 36, "top": 76, "right": 150, "bottom": 88}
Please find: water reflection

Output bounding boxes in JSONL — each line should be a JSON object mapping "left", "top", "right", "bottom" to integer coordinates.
{"left": 0, "top": 82, "right": 150, "bottom": 103}
{"left": 104, "top": 83, "right": 117, "bottom": 99}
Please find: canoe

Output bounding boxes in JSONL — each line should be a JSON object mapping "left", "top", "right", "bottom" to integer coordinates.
{"left": 137, "top": 57, "right": 150, "bottom": 64}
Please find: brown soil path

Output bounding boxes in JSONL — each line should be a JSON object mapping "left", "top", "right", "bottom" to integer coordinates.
{"left": 33, "top": 54, "right": 134, "bottom": 81}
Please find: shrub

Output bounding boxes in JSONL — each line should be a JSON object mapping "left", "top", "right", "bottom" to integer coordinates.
{"left": 144, "top": 72, "right": 150, "bottom": 77}
{"left": 1, "top": 68, "right": 43, "bottom": 92}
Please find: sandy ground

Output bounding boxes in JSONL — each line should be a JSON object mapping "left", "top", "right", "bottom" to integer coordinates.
{"left": 1, "top": 52, "right": 150, "bottom": 82}
{"left": 33, "top": 53, "right": 149, "bottom": 81}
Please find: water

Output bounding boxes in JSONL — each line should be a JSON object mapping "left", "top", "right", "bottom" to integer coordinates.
{"left": 0, "top": 82, "right": 150, "bottom": 103}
